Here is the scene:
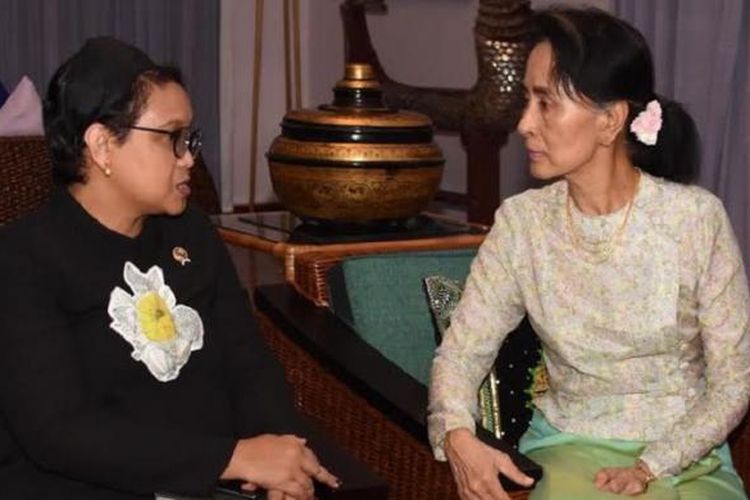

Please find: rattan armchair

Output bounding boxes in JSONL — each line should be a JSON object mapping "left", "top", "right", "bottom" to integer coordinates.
{"left": 0, "top": 136, "right": 54, "bottom": 225}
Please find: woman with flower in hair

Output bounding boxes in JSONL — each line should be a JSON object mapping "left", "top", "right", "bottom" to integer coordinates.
{"left": 428, "top": 7, "right": 750, "bottom": 500}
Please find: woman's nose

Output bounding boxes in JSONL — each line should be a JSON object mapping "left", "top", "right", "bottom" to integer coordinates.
{"left": 517, "top": 103, "right": 533, "bottom": 137}
{"left": 180, "top": 152, "right": 196, "bottom": 170}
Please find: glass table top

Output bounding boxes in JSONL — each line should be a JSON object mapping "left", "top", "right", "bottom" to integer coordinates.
{"left": 213, "top": 211, "right": 485, "bottom": 245}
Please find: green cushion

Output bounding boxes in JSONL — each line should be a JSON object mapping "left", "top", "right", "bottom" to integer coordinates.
{"left": 328, "top": 249, "right": 476, "bottom": 384}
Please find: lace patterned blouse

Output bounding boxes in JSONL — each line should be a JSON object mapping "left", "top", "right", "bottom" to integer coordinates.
{"left": 428, "top": 171, "right": 750, "bottom": 477}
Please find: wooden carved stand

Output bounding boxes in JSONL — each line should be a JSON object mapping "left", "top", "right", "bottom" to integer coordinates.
{"left": 341, "top": 0, "right": 532, "bottom": 224}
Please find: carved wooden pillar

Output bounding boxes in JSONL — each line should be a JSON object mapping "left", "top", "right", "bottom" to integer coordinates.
{"left": 461, "top": 127, "right": 509, "bottom": 223}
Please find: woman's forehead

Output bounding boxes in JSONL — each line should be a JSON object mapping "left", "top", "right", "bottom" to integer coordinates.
{"left": 524, "top": 42, "right": 584, "bottom": 102}
{"left": 139, "top": 82, "right": 193, "bottom": 126}
{"left": 524, "top": 42, "right": 555, "bottom": 90}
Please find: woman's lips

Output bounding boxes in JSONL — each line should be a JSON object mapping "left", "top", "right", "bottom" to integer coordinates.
{"left": 176, "top": 181, "right": 191, "bottom": 197}
{"left": 527, "top": 150, "right": 545, "bottom": 162}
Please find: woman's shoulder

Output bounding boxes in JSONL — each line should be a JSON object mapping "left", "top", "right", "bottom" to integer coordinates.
{"left": 643, "top": 173, "right": 725, "bottom": 218}
{"left": 0, "top": 196, "right": 62, "bottom": 261}
{"left": 639, "top": 174, "right": 732, "bottom": 246}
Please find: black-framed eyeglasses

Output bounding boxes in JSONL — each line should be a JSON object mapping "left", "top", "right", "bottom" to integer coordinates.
{"left": 128, "top": 125, "right": 203, "bottom": 159}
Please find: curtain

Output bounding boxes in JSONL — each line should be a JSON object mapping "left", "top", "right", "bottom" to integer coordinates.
{"left": 616, "top": 0, "right": 750, "bottom": 266}
{"left": 219, "top": 0, "right": 305, "bottom": 211}
{"left": 0, "top": 0, "right": 220, "bottom": 186}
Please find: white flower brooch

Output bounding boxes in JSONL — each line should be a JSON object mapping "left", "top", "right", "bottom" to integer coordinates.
{"left": 107, "top": 261, "right": 204, "bottom": 382}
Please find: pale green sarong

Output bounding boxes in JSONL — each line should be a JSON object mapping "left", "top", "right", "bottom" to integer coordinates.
{"left": 519, "top": 411, "right": 747, "bottom": 499}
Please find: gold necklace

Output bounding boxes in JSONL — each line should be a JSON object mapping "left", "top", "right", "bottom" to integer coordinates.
{"left": 565, "top": 173, "right": 640, "bottom": 263}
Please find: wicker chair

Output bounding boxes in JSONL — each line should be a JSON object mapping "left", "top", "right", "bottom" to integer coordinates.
{"left": 0, "top": 136, "right": 55, "bottom": 225}
{"left": 0, "top": 135, "right": 221, "bottom": 223}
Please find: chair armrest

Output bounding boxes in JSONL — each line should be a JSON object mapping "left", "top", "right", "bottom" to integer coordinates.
{"left": 255, "top": 283, "right": 427, "bottom": 437}
{"left": 254, "top": 284, "right": 542, "bottom": 490}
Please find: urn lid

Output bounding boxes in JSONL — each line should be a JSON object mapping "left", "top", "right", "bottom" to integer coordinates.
{"left": 280, "top": 63, "right": 435, "bottom": 143}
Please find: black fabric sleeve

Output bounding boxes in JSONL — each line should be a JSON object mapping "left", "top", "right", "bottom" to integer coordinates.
{"left": 0, "top": 237, "right": 235, "bottom": 497}
{"left": 203, "top": 218, "right": 308, "bottom": 438}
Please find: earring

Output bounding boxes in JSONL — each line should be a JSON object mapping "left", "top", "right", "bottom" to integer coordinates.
{"left": 103, "top": 167, "right": 112, "bottom": 177}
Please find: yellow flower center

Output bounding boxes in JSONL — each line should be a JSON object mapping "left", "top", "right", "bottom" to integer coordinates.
{"left": 136, "top": 291, "right": 176, "bottom": 342}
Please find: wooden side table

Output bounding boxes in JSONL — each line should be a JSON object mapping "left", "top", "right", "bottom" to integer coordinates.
{"left": 213, "top": 211, "right": 488, "bottom": 305}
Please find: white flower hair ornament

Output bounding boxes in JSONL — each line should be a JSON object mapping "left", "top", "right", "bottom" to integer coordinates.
{"left": 629, "top": 99, "right": 662, "bottom": 146}
{"left": 107, "top": 262, "right": 204, "bottom": 382}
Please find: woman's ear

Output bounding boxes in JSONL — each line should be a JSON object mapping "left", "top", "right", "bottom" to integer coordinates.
{"left": 598, "top": 100, "right": 629, "bottom": 146}
{"left": 82, "top": 123, "right": 114, "bottom": 177}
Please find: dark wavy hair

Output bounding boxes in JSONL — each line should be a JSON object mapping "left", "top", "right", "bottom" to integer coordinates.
{"left": 530, "top": 7, "right": 700, "bottom": 183}
{"left": 43, "top": 66, "right": 183, "bottom": 185}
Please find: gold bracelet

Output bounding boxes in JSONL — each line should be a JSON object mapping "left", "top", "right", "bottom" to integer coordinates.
{"left": 635, "top": 459, "right": 656, "bottom": 483}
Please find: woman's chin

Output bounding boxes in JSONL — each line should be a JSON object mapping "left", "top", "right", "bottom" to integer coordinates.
{"left": 163, "top": 198, "right": 189, "bottom": 216}
{"left": 529, "top": 163, "right": 560, "bottom": 181}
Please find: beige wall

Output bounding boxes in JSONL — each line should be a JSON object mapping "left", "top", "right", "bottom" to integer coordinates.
{"left": 221, "top": 0, "right": 613, "bottom": 210}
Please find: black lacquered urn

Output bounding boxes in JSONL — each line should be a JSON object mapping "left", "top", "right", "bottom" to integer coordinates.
{"left": 267, "top": 63, "right": 445, "bottom": 224}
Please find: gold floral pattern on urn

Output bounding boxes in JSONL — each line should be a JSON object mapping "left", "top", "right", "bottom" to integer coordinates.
{"left": 267, "top": 63, "right": 445, "bottom": 223}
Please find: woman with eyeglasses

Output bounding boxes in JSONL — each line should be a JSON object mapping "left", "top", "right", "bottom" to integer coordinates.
{"left": 0, "top": 37, "right": 339, "bottom": 500}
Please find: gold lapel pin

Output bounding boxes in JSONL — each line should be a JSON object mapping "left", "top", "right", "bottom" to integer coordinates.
{"left": 172, "top": 246, "right": 191, "bottom": 266}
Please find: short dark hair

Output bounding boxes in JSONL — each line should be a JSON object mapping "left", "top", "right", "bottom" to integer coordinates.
{"left": 531, "top": 7, "right": 699, "bottom": 184}
{"left": 43, "top": 37, "right": 183, "bottom": 185}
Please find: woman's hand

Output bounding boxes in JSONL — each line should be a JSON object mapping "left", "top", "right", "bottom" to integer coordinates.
{"left": 266, "top": 491, "right": 304, "bottom": 500}
{"left": 221, "top": 434, "right": 340, "bottom": 499}
{"left": 444, "top": 427, "right": 534, "bottom": 500}
{"left": 594, "top": 463, "right": 652, "bottom": 496}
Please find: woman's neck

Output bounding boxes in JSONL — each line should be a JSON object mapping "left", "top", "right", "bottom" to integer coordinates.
{"left": 565, "top": 149, "right": 640, "bottom": 216}
{"left": 68, "top": 182, "right": 146, "bottom": 238}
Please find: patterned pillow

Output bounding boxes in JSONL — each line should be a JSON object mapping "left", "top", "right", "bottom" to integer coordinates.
{"left": 424, "top": 275, "right": 549, "bottom": 447}
{"left": 424, "top": 275, "right": 503, "bottom": 438}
